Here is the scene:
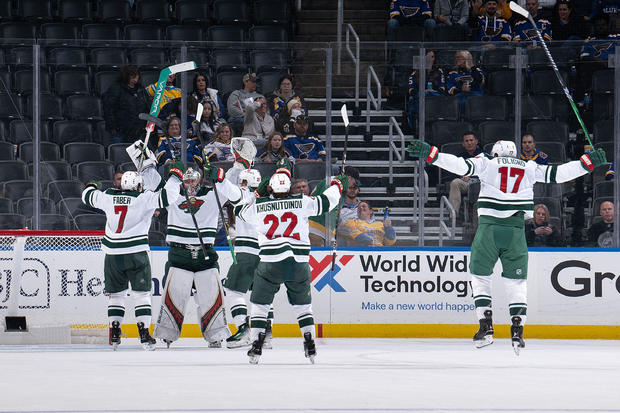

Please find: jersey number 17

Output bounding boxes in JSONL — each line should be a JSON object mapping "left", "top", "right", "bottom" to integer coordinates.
{"left": 498, "top": 166, "right": 525, "bottom": 193}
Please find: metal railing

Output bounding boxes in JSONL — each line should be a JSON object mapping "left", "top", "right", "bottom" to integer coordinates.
{"left": 388, "top": 116, "right": 406, "bottom": 186}
{"left": 438, "top": 196, "right": 457, "bottom": 247}
{"left": 365, "top": 65, "right": 381, "bottom": 134}
{"left": 344, "top": 23, "right": 360, "bottom": 109}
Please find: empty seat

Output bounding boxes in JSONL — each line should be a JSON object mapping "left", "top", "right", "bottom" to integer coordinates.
{"left": 430, "top": 121, "right": 474, "bottom": 147}
{"left": 96, "top": 0, "right": 131, "bottom": 24}
{"left": 591, "top": 69, "right": 614, "bottom": 94}
{"left": 6, "top": 47, "right": 41, "bottom": 68}
{"left": 57, "top": 197, "right": 88, "bottom": 218}
{"left": 207, "top": 25, "right": 246, "bottom": 44}
{"left": 593, "top": 120, "right": 613, "bottom": 143}
{"left": 16, "top": 197, "right": 55, "bottom": 215}
{"left": 464, "top": 96, "right": 507, "bottom": 121}
{"left": 0, "top": 213, "right": 26, "bottom": 229}
{"left": 108, "top": 143, "right": 132, "bottom": 166}
{"left": 54, "top": 70, "right": 90, "bottom": 95}
{"left": 66, "top": 95, "right": 104, "bottom": 121}
{"left": 76, "top": 161, "right": 114, "bottom": 182}
{"left": 0, "top": 160, "right": 28, "bottom": 180}
{"left": 214, "top": 0, "right": 251, "bottom": 25}
{"left": 481, "top": 48, "right": 514, "bottom": 71}
{"left": 0, "top": 197, "right": 12, "bottom": 213}
{"left": 434, "top": 24, "right": 466, "bottom": 41}
{"left": 40, "top": 23, "right": 79, "bottom": 42}
{"left": 293, "top": 162, "right": 326, "bottom": 181}
{"left": 594, "top": 180, "right": 614, "bottom": 199}
{"left": 83, "top": 24, "right": 122, "bottom": 44}
{"left": 251, "top": 50, "right": 288, "bottom": 72}
{"left": 64, "top": 142, "right": 105, "bottom": 164}
{"left": 47, "top": 180, "right": 83, "bottom": 202}
{"left": 526, "top": 121, "right": 569, "bottom": 144}
{"left": 595, "top": 141, "right": 614, "bottom": 162}
{"left": 91, "top": 48, "right": 128, "bottom": 70}
{"left": 535, "top": 141, "right": 566, "bottom": 163}
{"left": 488, "top": 70, "right": 524, "bottom": 96}
{"left": 17, "top": 0, "right": 53, "bottom": 21}
{"left": 533, "top": 182, "right": 564, "bottom": 198}
{"left": 0, "top": 93, "right": 22, "bottom": 120}
{"left": 593, "top": 95, "right": 613, "bottom": 122}
{"left": 139, "top": 70, "right": 159, "bottom": 87}
{"left": 169, "top": 49, "right": 209, "bottom": 68}
{"left": 125, "top": 24, "right": 163, "bottom": 44}
{"left": 3, "top": 180, "right": 36, "bottom": 202}
{"left": 521, "top": 95, "right": 553, "bottom": 121}
{"left": 175, "top": 0, "right": 211, "bottom": 25}
{"left": 38, "top": 161, "right": 71, "bottom": 187}
{"left": 31, "top": 214, "right": 71, "bottom": 230}
{"left": 216, "top": 71, "right": 245, "bottom": 97}
{"left": 249, "top": 25, "right": 288, "bottom": 49}
{"left": 0, "top": 141, "right": 14, "bottom": 160}
{"left": 19, "top": 142, "right": 60, "bottom": 162}
{"left": 478, "top": 120, "right": 514, "bottom": 145}
{"left": 136, "top": 0, "right": 171, "bottom": 24}
{"left": 257, "top": 70, "right": 287, "bottom": 95}
{"left": 440, "top": 142, "right": 464, "bottom": 156}
{"left": 9, "top": 120, "right": 50, "bottom": 144}
{"left": 53, "top": 120, "right": 94, "bottom": 145}
{"left": 253, "top": 0, "right": 291, "bottom": 25}
{"left": 533, "top": 196, "right": 562, "bottom": 218}
{"left": 211, "top": 50, "right": 248, "bottom": 73}
{"left": 530, "top": 70, "right": 568, "bottom": 95}
{"left": 394, "top": 24, "right": 425, "bottom": 42}
{"left": 0, "top": 69, "right": 10, "bottom": 90}
{"left": 0, "top": 0, "right": 12, "bottom": 21}
{"left": 129, "top": 48, "right": 168, "bottom": 70}
{"left": 57, "top": 0, "right": 92, "bottom": 22}
{"left": 118, "top": 161, "right": 137, "bottom": 172}
{"left": 47, "top": 47, "right": 87, "bottom": 69}
{"left": 74, "top": 213, "right": 106, "bottom": 230}
{"left": 425, "top": 96, "right": 460, "bottom": 121}
{"left": 13, "top": 70, "right": 51, "bottom": 95}
{"left": 26, "top": 93, "right": 63, "bottom": 120}
{"left": 166, "top": 25, "right": 203, "bottom": 42}
{"left": 0, "top": 22, "right": 36, "bottom": 42}
{"left": 94, "top": 70, "right": 119, "bottom": 96}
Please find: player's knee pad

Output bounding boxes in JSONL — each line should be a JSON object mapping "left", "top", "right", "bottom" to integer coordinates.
{"left": 292, "top": 304, "right": 314, "bottom": 336}
{"left": 504, "top": 278, "right": 527, "bottom": 323}
{"left": 108, "top": 289, "right": 128, "bottom": 321}
{"left": 471, "top": 275, "right": 492, "bottom": 320}
{"left": 249, "top": 303, "right": 270, "bottom": 340}
{"left": 225, "top": 288, "right": 248, "bottom": 324}
{"left": 153, "top": 266, "right": 194, "bottom": 342}
{"left": 194, "top": 268, "right": 230, "bottom": 342}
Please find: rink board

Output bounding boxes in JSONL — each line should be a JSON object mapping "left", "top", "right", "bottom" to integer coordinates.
{"left": 1, "top": 247, "right": 620, "bottom": 339}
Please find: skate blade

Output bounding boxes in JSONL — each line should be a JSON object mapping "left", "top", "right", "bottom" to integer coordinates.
{"left": 306, "top": 354, "right": 315, "bottom": 364}
{"left": 263, "top": 340, "right": 273, "bottom": 350}
{"left": 112, "top": 343, "right": 119, "bottom": 351}
{"left": 208, "top": 341, "right": 222, "bottom": 348}
{"left": 248, "top": 354, "right": 260, "bottom": 364}
{"left": 226, "top": 339, "right": 251, "bottom": 349}
{"left": 142, "top": 343, "right": 156, "bottom": 351}
{"left": 474, "top": 336, "right": 493, "bottom": 348}
{"left": 512, "top": 340, "right": 525, "bottom": 356}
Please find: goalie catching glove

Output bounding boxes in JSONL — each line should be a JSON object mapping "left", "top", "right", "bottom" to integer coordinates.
{"left": 168, "top": 160, "right": 186, "bottom": 180}
{"left": 84, "top": 180, "right": 101, "bottom": 190}
{"left": 204, "top": 164, "right": 225, "bottom": 182}
{"left": 330, "top": 175, "right": 349, "bottom": 193}
{"left": 407, "top": 140, "right": 439, "bottom": 164}
{"left": 579, "top": 149, "right": 606, "bottom": 172}
{"left": 126, "top": 140, "right": 157, "bottom": 172}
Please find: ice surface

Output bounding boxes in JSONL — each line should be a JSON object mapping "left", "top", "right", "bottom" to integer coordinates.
{"left": 0, "top": 338, "right": 619, "bottom": 413}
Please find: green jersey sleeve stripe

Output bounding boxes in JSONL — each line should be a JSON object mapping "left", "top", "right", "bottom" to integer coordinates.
{"left": 464, "top": 159, "right": 474, "bottom": 176}
{"left": 159, "top": 188, "right": 169, "bottom": 208}
{"left": 318, "top": 194, "right": 330, "bottom": 215}
{"left": 549, "top": 165, "right": 558, "bottom": 183}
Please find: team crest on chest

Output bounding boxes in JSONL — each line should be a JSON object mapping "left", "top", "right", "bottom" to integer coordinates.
{"left": 179, "top": 197, "right": 205, "bottom": 213}
{"left": 400, "top": 6, "right": 420, "bottom": 17}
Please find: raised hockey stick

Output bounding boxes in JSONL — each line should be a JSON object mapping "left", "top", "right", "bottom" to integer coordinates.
{"left": 509, "top": 1, "right": 594, "bottom": 147}
{"left": 138, "top": 61, "right": 197, "bottom": 170}
{"left": 331, "top": 104, "right": 350, "bottom": 272}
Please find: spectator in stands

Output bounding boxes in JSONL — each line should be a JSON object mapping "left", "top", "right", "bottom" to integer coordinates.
{"left": 193, "top": 100, "right": 225, "bottom": 143}
{"left": 434, "top": 0, "right": 470, "bottom": 32}
{"left": 447, "top": 50, "right": 485, "bottom": 104}
{"left": 387, "top": 0, "right": 437, "bottom": 41}
{"left": 270, "top": 75, "right": 305, "bottom": 123}
{"left": 520, "top": 133, "right": 549, "bottom": 164}
{"left": 605, "top": 161, "right": 614, "bottom": 180}
{"left": 525, "top": 203, "right": 561, "bottom": 246}
{"left": 146, "top": 73, "right": 181, "bottom": 113}
{"left": 192, "top": 72, "right": 226, "bottom": 120}
{"left": 588, "top": 200, "right": 614, "bottom": 247}
{"left": 552, "top": 0, "right": 591, "bottom": 41}
{"left": 159, "top": 96, "right": 199, "bottom": 137}
{"left": 256, "top": 131, "right": 293, "bottom": 164}
{"left": 407, "top": 50, "right": 446, "bottom": 128}
{"left": 204, "top": 124, "right": 235, "bottom": 162}
{"left": 473, "top": 0, "right": 513, "bottom": 41}
{"left": 291, "top": 179, "right": 310, "bottom": 195}
{"left": 343, "top": 201, "right": 397, "bottom": 246}
{"left": 585, "top": 0, "right": 620, "bottom": 22}
{"left": 155, "top": 117, "right": 202, "bottom": 167}
{"left": 283, "top": 115, "right": 326, "bottom": 162}
{"left": 578, "top": 15, "right": 619, "bottom": 98}
{"left": 470, "top": 0, "right": 513, "bottom": 19}
{"left": 277, "top": 97, "right": 306, "bottom": 134}
{"left": 516, "top": 0, "right": 558, "bottom": 19}
{"left": 337, "top": 167, "right": 363, "bottom": 244}
{"left": 513, "top": 0, "right": 553, "bottom": 43}
{"left": 103, "top": 65, "right": 149, "bottom": 145}
{"left": 113, "top": 171, "right": 123, "bottom": 189}
{"left": 445, "top": 131, "right": 483, "bottom": 217}
{"left": 242, "top": 96, "right": 275, "bottom": 149}
{"left": 227, "top": 73, "right": 262, "bottom": 135}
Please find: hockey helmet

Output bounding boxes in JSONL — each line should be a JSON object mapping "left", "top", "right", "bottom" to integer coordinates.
{"left": 238, "top": 169, "right": 262, "bottom": 189}
{"left": 183, "top": 168, "right": 202, "bottom": 196}
{"left": 491, "top": 140, "right": 517, "bottom": 158}
{"left": 269, "top": 172, "right": 291, "bottom": 194}
{"left": 121, "top": 171, "right": 142, "bottom": 191}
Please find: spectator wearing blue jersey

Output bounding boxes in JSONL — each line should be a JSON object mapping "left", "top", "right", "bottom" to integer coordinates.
{"left": 578, "top": 15, "right": 619, "bottom": 98}
{"left": 387, "top": 0, "right": 437, "bottom": 41}
{"left": 446, "top": 50, "right": 485, "bottom": 105}
{"left": 513, "top": 0, "right": 553, "bottom": 44}
{"left": 520, "top": 134, "right": 549, "bottom": 165}
{"left": 605, "top": 161, "right": 614, "bottom": 180}
{"left": 407, "top": 50, "right": 446, "bottom": 128}
{"left": 585, "top": 0, "right": 620, "bottom": 21}
{"left": 283, "top": 115, "right": 326, "bottom": 162}
{"left": 155, "top": 117, "right": 203, "bottom": 168}
{"left": 474, "top": 0, "right": 513, "bottom": 41}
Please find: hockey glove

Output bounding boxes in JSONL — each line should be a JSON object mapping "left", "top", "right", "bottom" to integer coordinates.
{"left": 255, "top": 175, "right": 271, "bottom": 197}
{"left": 580, "top": 149, "right": 607, "bottom": 172}
{"left": 168, "top": 160, "right": 186, "bottom": 180}
{"left": 330, "top": 175, "right": 349, "bottom": 193}
{"left": 204, "top": 164, "right": 225, "bottom": 182}
{"left": 85, "top": 180, "right": 101, "bottom": 190}
{"left": 407, "top": 140, "right": 439, "bottom": 164}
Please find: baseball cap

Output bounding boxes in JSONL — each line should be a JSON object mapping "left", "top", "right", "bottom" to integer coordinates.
{"left": 243, "top": 73, "right": 257, "bottom": 82}
{"left": 295, "top": 114, "right": 309, "bottom": 123}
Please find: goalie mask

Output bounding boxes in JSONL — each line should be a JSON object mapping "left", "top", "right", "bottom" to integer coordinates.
{"left": 238, "top": 169, "right": 261, "bottom": 189}
{"left": 121, "top": 171, "right": 142, "bottom": 191}
{"left": 269, "top": 172, "right": 291, "bottom": 194}
{"left": 491, "top": 140, "right": 517, "bottom": 158}
{"left": 183, "top": 168, "right": 202, "bottom": 196}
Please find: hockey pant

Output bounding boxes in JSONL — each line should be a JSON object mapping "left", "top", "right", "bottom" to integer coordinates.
{"left": 471, "top": 274, "right": 527, "bottom": 325}
{"left": 154, "top": 266, "right": 230, "bottom": 342}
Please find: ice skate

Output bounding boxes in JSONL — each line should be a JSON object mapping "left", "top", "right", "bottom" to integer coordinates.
{"left": 247, "top": 332, "right": 266, "bottom": 364}
{"left": 109, "top": 321, "right": 121, "bottom": 351}
{"left": 263, "top": 320, "right": 273, "bottom": 350}
{"left": 473, "top": 310, "right": 494, "bottom": 348}
{"left": 226, "top": 317, "right": 251, "bottom": 348}
{"left": 511, "top": 316, "right": 525, "bottom": 355}
{"left": 303, "top": 332, "right": 316, "bottom": 364}
{"left": 208, "top": 340, "right": 222, "bottom": 348}
{"left": 163, "top": 339, "right": 173, "bottom": 349}
{"left": 137, "top": 322, "right": 156, "bottom": 351}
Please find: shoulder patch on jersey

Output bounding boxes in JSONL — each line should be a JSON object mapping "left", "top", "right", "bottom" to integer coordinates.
{"left": 538, "top": 151, "right": 548, "bottom": 159}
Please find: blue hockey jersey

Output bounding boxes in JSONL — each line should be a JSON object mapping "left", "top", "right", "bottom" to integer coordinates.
{"left": 513, "top": 17, "right": 552, "bottom": 42}
{"left": 389, "top": 0, "right": 433, "bottom": 19}
{"left": 474, "top": 15, "right": 512, "bottom": 41}
{"left": 283, "top": 134, "right": 327, "bottom": 161}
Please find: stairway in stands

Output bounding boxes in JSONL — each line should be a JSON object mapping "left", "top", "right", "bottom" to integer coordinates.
{"left": 288, "top": 1, "right": 463, "bottom": 245}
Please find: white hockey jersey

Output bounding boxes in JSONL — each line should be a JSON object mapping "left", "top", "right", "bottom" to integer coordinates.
{"left": 232, "top": 186, "right": 260, "bottom": 255}
{"left": 433, "top": 153, "right": 589, "bottom": 219}
{"left": 237, "top": 184, "right": 342, "bottom": 262}
{"left": 81, "top": 177, "right": 181, "bottom": 254}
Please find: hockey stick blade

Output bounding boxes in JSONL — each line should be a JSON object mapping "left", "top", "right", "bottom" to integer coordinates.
{"left": 168, "top": 61, "right": 198, "bottom": 74}
{"left": 138, "top": 113, "right": 165, "bottom": 129}
{"left": 196, "top": 103, "right": 204, "bottom": 123}
{"left": 509, "top": 1, "right": 530, "bottom": 18}
{"left": 340, "top": 104, "right": 350, "bottom": 128}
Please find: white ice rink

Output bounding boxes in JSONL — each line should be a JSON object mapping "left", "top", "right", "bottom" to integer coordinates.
{"left": 0, "top": 338, "right": 619, "bottom": 413}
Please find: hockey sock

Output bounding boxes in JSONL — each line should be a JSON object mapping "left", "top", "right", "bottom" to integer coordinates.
{"left": 108, "top": 290, "right": 127, "bottom": 326}
{"left": 504, "top": 278, "right": 527, "bottom": 325}
{"left": 249, "top": 302, "right": 270, "bottom": 341}
{"left": 268, "top": 305, "right": 274, "bottom": 322}
{"left": 471, "top": 275, "right": 492, "bottom": 320}
{"left": 133, "top": 290, "right": 152, "bottom": 327}
{"left": 225, "top": 288, "right": 248, "bottom": 327}
{"left": 293, "top": 304, "right": 315, "bottom": 339}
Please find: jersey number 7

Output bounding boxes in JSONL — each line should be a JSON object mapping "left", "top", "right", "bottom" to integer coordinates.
{"left": 114, "top": 205, "right": 128, "bottom": 233}
{"left": 264, "top": 212, "right": 300, "bottom": 240}
{"left": 498, "top": 166, "right": 525, "bottom": 193}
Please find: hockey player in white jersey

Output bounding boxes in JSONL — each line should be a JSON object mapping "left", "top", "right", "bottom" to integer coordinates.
{"left": 408, "top": 139, "right": 607, "bottom": 354}
{"left": 236, "top": 167, "right": 348, "bottom": 363}
{"left": 81, "top": 160, "right": 184, "bottom": 350}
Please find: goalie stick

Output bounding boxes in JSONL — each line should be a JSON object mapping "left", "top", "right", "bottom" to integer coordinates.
{"left": 509, "top": 1, "right": 594, "bottom": 147}
{"left": 331, "top": 104, "right": 350, "bottom": 272}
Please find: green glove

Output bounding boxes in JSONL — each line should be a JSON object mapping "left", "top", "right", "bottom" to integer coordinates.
{"left": 276, "top": 157, "right": 292, "bottom": 173}
{"left": 255, "top": 174, "right": 271, "bottom": 197}
{"left": 580, "top": 149, "right": 607, "bottom": 172}
{"left": 204, "top": 164, "right": 225, "bottom": 182}
{"left": 330, "top": 175, "right": 349, "bottom": 193}
{"left": 85, "top": 180, "right": 101, "bottom": 190}
{"left": 168, "top": 160, "right": 186, "bottom": 180}
{"left": 406, "top": 140, "right": 439, "bottom": 163}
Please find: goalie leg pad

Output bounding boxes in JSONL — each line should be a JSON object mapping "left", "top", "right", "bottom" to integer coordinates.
{"left": 108, "top": 289, "right": 128, "bottom": 324}
{"left": 504, "top": 277, "right": 527, "bottom": 325}
{"left": 224, "top": 287, "right": 248, "bottom": 328}
{"left": 293, "top": 303, "right": 315, "bottom": 339}
{"left": 471, "top": 275, "right": 492, "bottom": 321}
{"left": 132, "top": 290, "right": 152, "bottom": 327}
{"left": 249, "top": 302, "right": 270, "bottom": 342}
{"left": 194, "top": 268, "right": 230, "bottom": 343}
{"left": 153, "top": 266, "right": 193, "bottom": 342}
